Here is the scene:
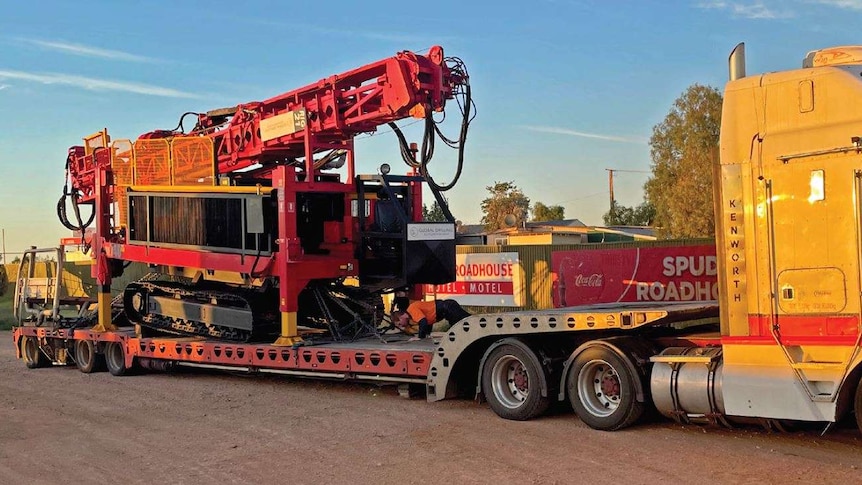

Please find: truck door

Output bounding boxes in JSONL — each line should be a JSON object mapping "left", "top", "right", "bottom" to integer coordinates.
{"left": 764, "top": 156, "right": 859, "bottom": 340}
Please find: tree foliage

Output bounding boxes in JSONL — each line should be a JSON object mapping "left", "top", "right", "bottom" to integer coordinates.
{"left": 480, "top": 181, "right": 530, "bottom": 231}
{"left": 422, "top": 198, "right": 450, "bottom": 222}
{"left": 532, "top": 202, "right": 565, "bottom": 222}
{"left": 603, "top": 200, "right": 656, "bottom": 226}
{"left": 645, "top": 84, "right": 722, "bottom": 238}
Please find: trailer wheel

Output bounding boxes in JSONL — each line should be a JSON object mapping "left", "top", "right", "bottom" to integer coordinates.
{"left": 568, "top": 346, "right": 643, "bottom": 431}
{"left": 21, "top": 337, "right": 49, "bottom": 369}
{"left": 481, "top": 344, "right": 549, "bottom": 420}
{"left": 105, "top": 342, "right": 129, "bottom": 376}
{"left": 75, "top": 340, "right": 105, "bottom": 374}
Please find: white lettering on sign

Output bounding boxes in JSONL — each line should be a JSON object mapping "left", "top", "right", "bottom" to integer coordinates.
{"left": 407, "top": 223, "right": 455, "bottom": 241}
{"left": 635, "top": 281, "right": 720, "bottom": 301}
{"left": 661, "top": 256, "right": 718, "bottom": 277}
{"left": 574, "top": 273, "right": 603, "bottom": 287}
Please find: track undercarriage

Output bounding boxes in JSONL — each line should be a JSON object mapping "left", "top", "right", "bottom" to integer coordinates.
{"left": 122, "top": 278, "right": 384, "bottom": 344}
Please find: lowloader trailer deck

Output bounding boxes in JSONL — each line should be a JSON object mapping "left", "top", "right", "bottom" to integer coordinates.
{"left": 13, "top": 301, "right": 720, "bottom": 427}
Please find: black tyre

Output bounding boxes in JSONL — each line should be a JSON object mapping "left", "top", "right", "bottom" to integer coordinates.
{"left": 481, "top": 344, "right": 550, "bottom": 420}
{"left": 567, "top": 346, "right": 643, "bottom": 431}
{"left": 105, "top": 342, "right": 129, "bottom": 376}
{"left": 75, "top": 339, "right": 105, "bottom": 374}
{"left": 21, "top": 337, "right": 49, "bottom": 369}
{"left": 854, "top": 375, "right": 862, "bottom": 434}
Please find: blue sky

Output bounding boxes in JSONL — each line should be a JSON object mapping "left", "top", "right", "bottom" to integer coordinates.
{"left": 0, "top": 0, "right": 860, "bottom": 256}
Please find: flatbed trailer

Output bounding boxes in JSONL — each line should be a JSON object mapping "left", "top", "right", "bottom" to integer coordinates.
{"left": 13, "top": 326, "right": 433, "bottom": 382}
{"left": 12, "top": 301, "right": 720, "bottom": 422}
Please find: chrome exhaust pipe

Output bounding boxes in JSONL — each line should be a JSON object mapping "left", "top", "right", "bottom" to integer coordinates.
{"left": 729, "top": 43, "right": 746, "bottom": 81}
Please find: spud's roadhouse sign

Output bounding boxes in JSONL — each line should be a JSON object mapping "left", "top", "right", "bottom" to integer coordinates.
{"left": 425, "top": 252, "right": 523, "bottom": 306}
{"left": 551, "top": 244, "right": 717, "bottom": 307}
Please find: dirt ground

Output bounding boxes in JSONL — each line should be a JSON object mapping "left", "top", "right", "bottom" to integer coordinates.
{"left": 1, "top": 331, "right": 862, "bottom": 484}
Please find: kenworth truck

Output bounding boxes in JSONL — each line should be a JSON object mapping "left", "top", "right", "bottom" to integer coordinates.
{"left": 14, "top": 43, "right": 862, "bottom": 433}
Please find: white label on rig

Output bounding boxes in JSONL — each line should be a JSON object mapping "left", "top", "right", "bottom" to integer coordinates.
{"left": 260, "top": 109, "right": 307, "bottom": 142}
{"left": 407, "top": 223, "right": 455, "bottom": 241}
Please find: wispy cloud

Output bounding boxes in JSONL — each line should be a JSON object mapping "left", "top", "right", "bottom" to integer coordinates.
{"left": 697, "top": 1, "right": 794, "bottom": 19}
{"left": 522, "top": 125, "right": 646, "bottom": 143}
{"left": 811, "top": 0, "right": 862, "bottom": 9}
{"left": 0, "top": 69, "right": 199, "bottom": 98}
{"left": 0, "top": 84, "right": 9, "bottom": 90}
{"left": 16, "top": 38, "right": 157, "bottom": 63}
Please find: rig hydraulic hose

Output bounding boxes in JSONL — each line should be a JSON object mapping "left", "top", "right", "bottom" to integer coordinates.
{"left": 388, "top": 56, "right": 473, "bottom": 193}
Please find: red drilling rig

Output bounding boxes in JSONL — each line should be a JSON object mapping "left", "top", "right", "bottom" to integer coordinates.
{"left": 57, "top": 45, "right": 471, "bottom": 346}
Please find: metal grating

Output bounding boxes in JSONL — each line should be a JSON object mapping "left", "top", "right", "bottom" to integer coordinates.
{"left": 111, "top": 139, "right": 134, "bottom": 227}
{"left": 171, "top": 137, "right": 215, "bottom": 185}
{"left": 133, "top": 139, "right": 171, "bottom": 185}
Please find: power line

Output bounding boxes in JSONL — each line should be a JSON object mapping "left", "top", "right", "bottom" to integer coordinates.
{"left": 606, "top": 168, "right": 650, "bottom": 213}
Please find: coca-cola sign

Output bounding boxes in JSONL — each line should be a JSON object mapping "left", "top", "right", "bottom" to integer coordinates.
{"left": 574, "top": 273, "right": 603, "bottom": 287}
{"left": 551, "top": 244, "right": 717, "bottom": 308}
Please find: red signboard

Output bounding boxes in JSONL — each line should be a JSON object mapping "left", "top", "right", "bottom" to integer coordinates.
{"left": 425, "top": 252, "right": 523, "bottom": 306}
{"left": 551, "top": 244, "right": 718, "bottom": 308}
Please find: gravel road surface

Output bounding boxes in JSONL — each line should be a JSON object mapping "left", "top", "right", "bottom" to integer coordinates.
{"left": 2, "top": 331, "right": 862, "bottom": 484}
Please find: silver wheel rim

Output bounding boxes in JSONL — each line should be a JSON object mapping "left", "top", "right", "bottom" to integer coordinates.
{"left": 577, "top": 359, "right": 621, "bottom": 417}
{"left": 107, "top": 344, "right": 124, "bottom": 371}
{"left": 490, "top": 355, "right": 530, "bottom": 409}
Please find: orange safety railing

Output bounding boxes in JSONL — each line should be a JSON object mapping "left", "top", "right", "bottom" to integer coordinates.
{"left": 133, "top": 139, "right": 171, "bottom": 185}
{"left": 171, "top": 137, "right": 215, "bottom": 185}
{"left": 111, "top": 139, "right": 134, "bottom": 227}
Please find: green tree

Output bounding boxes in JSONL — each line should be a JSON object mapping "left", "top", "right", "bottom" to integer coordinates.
{"left": 480, "top": 181, "right": 530, "bottom": 231}
{"left": 603, "top": 200, "right": 656, "bottom": 226}
{"left": 532, "top": 202, "right": 565, "bottom": 222}
{"left": 645, "top": 84, "right": 722, "bottom": 238}
{"left": 422, "top": 197, "right": 450, "bottom": 222}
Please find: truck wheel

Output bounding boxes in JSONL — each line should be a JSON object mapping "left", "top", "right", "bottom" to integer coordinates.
{"left": 481, "top": 344, "right": 549, "bottom": 420}
{"left": 22, "top": 337, "right": 49, "bottom": 369}
{"left": 854, "top": 375, "right": 862, "bottom": 433}
{"left": 75, "top": 340, "right": 105, "bottom": 374}
{"left": 568, "top": 346, "right": 643, "bottom": 431}
{"left": 105, "top": 342, "right": 129, "bottom": 376}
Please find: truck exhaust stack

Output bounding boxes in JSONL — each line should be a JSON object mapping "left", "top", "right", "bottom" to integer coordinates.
{"left": 728, "top": 42, "right": 746, "bottom": 81}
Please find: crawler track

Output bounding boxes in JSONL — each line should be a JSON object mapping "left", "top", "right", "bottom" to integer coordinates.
{"left": 123, "top": 280, "right": 384, "bottom": 343}
{"left": 123, "top": 281, "right": 278, "bottom": 343}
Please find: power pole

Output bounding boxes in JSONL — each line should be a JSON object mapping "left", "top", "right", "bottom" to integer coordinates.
{"left": 1, "top": 228, "right": 5, "bottom": 264}
{"left": 606, "top": 169, "right": 615, "bottom": 213}
{"left": 605, "top": 168, "right": 650, "bottom": 220}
